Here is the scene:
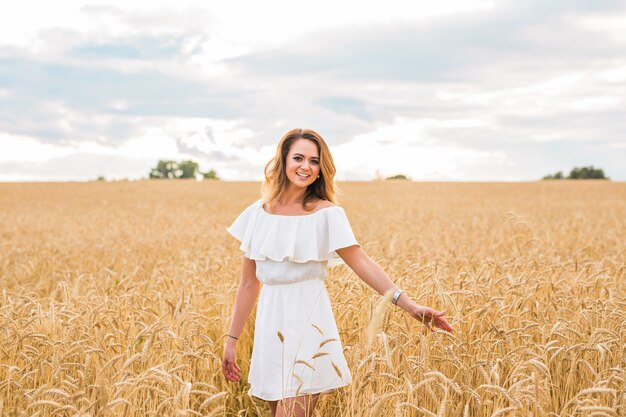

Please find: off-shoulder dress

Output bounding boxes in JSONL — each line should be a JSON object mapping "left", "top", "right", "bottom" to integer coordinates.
{"left": 226, "top": 198, "right": 361, "bottom": 401}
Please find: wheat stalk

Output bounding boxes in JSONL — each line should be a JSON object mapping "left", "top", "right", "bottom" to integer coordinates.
{"left": 367, "top": 289, "right": 395, "bottom": 346}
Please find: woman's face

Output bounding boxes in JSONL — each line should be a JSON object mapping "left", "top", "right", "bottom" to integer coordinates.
{"left": 285, "top": 138, "right": 321, "bottom": 189}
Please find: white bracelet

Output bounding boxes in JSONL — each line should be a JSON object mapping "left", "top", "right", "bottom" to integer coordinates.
{"left": 392, "top": 289, "right": 404, "bottom": 305}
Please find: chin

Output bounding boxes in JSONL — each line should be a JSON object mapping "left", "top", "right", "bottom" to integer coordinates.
{"left": 291, "top": 181, "right": 309, "bottom": 188}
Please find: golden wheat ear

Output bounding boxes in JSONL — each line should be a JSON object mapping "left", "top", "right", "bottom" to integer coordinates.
{"left": 311, "top": 323, "right": 325, "bottom": 336}
{"left": 367, "top": 288, "right": 395, "bottom": 346}
{"left": 331, "top": 361, "right": 343, "bottom": 379}
{"left": 294, "top": 359, "right": 315, "bottom": 371}
{"left": 319, "top": 338, "right": 338, "bottom": 348}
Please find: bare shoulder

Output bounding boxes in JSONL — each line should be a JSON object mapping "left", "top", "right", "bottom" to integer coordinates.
{"left": 317, "top": 199, "right": 336, "bottom": 209}
{"left": 312, "top": 199, "right": 336, "bottom": 210}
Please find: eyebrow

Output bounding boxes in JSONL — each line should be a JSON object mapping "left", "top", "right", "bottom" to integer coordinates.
{"left": 293, "top": 153, "right": 319, "bottom": 159}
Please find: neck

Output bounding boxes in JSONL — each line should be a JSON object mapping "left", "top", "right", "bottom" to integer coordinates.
{"left": 279, "top": 184, "right": 307, "bottom": 205}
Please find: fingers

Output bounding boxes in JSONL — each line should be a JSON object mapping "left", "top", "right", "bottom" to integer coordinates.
{"left": 228, "top": 362, "right": 241, "bottom": 379}
{"left": 224, "top": 368, "right": 240, "bottom": 382}
{"left": 436, "top": 317, "right": 454, "bottom": 332}
{"left": 427, "top": 311, "right": 454, "bottom": 332}
{"left": 431, "top": 310, "right": 453, "bottom": 332}
{"left": 222, "top": 359, "right": 242, "bottom": 382}
{"left": 414, "top": 308, "right": 454, "bottom": 332}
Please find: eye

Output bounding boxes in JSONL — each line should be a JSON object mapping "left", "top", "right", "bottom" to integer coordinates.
{"left": 311, "top": 160, "right": 319, "bottom": 165}
{"left": 294, "top": 156, "right": 302, "bottom": 161}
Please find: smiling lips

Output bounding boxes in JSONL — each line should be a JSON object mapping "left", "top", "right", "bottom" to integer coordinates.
{"left": 296, "top": 172, "right": 310, "bottom": 179}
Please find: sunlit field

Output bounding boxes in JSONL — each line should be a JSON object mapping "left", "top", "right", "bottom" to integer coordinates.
{"left": 1, "top": 180, "right": 624, "bottom": 416}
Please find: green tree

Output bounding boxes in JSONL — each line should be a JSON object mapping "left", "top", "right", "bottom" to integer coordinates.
{"left": 203, "top": 169, "right": 219, "bottom": 180}
{"left": 149, "top": 160, "right": 180, "bottom": 179}
{"left": 542, "top": 166, "right": 608, "bottom": 180}
{"left": 386, "top": 174, "right": 410, "bottom": 180}
{"left": 543, "top": 171, "right": 563, "bottom": 180}
{"left": 149, "top": 159, "right": 220, "bottom": 180}
{"left": 178, "top": 160, "right": 199, "bottom": 179}
{"left": 568, "top": 165, "right": 607, "bottom": 179}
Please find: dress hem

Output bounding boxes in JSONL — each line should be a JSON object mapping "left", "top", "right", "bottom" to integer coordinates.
{"left": 247, "top": 380, "right": 351, "bottom": 401}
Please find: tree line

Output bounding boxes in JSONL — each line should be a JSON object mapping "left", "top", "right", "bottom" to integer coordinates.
{"left": 543, "top": 165, "right": 608, "bottom": 180}
{"left": 97, "top": 161, "right": 610, "bottom": 181}
{"left": 146, "top": 162, "right": 610, "bottom": 181}
{"left": 148, "top": 160, "right": 219, "bottom": 180}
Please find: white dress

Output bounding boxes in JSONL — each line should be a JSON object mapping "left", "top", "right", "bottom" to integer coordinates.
{"left": 226, "top": 198, "right": 361, "bottom": 401}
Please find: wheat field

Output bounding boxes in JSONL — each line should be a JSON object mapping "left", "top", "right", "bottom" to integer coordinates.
{"left": 0, "top": 180, "right": 624, "bottom": 416}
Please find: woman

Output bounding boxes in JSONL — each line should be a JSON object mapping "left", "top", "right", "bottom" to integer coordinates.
{"left": 222, "top": 128, "right": 453, "bottom": 417}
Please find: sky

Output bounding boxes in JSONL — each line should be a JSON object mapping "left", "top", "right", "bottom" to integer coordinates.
{"left": 1, "top": 0, "right": 625, "bottom": 182}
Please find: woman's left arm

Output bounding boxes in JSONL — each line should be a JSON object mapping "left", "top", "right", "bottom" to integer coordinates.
{"left": 336, "top": 245, "right": 453, "bottom": 332}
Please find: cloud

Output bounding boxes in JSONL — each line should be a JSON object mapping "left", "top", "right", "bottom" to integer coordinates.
{"left": 332, "top": 128, "right": 511, "bottom": 181}
{"left": 71, "top": 37, "right": 184, "bottom": 60}
{"left": 316, "top": 96, "right": 372, "bottom": 121}
{"left": 0, "top": 153, "right": 155, "bottom": 181}
{"left": 1, "top": 0, "right": 625, "bottom": 180}
{"left": 174, "top": 136, "right": 242, "bottom": 162}
{"left": 226, "top": 1, "right": 626, "bottom": 83}
{"left": 0, "top": 54, "right": 246, "bottom": 150}
{"left": 0, "top": 56, "right": 240, "bottom": 117}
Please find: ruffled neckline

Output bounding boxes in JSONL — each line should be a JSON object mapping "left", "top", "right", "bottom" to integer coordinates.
{"left": 226, "top": 199, "right": 360, "bottom": 268}
{"left": 259, "top": 202, "right": 337, "bottom": 218}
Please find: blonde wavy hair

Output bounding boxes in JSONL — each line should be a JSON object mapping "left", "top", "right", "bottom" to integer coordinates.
{"left": 261, "top": 128, "right": 341, "bottom": 211}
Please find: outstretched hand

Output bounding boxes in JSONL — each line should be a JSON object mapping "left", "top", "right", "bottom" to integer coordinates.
{"left": 222, "top": 341, "right": 242, "bottom": 383}
{"left": 410, "top": 305, "right": 454, "bottom": 332}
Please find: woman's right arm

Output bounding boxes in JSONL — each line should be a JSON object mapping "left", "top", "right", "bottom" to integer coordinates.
{"left": 336, "top": 245, "right": 453, "bottom": 332}
{"left": 222, "top": 255, "right": 261, "bottom": 383}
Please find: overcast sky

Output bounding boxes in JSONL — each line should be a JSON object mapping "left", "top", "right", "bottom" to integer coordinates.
{"left": 1, "top": 0, "right": 625, "bottom": 181}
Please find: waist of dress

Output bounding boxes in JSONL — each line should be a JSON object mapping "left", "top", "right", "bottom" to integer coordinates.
{"left": 260, "top": 277, "right": 326, "bottom": 286}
